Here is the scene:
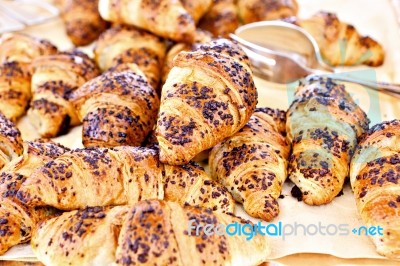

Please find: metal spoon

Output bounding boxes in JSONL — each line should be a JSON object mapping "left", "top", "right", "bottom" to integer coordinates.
{"left": 230, "top": 21, "right": 400, "bottom": 98}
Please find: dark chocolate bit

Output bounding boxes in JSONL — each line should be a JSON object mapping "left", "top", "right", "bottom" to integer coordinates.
{"left": 336, "top": 189, "right": 344, "bottom": 197}
{"left": 291, "top": 185, "right": 303, "bottom": 201}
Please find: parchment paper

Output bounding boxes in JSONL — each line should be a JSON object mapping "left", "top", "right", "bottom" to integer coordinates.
{"left": 1, "top": 0, "right": 400, "bottom": 262}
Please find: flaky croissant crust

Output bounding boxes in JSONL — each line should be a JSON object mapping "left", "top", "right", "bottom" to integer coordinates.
{"left": 156, "top": 39, "right": 257, "bottom": 165}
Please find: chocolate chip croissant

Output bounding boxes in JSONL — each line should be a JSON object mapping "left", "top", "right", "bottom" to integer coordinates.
{"left": 61, "top": 0, "right": 108, "bottom": 46}
{"left": 210, "top": 108, "right": 289, "bottom": 221}
{"left": 286, "top": 78, "right": 369, "bottom": 205}
{"left": 0, "top": 62, "right": 31, "bottom": 121}
{"left": 32, "top": 200, "right": 270, "bottom": 266}
{"left": 350, "top": 120, "right": 400, "bottom": 259}
{"left": 292, "top": 11, "right": 384, "bottom": 66}
{"left": 0, "top": 140, "right": 69, "bottom": 254}
{"left": 162, "top": 29, "right": 212, "bottom": 83}
{"left": 0, "top": 33, "right": 57, "bottom": 121}
{"left": 237, "top": 0, "right": 298, "bottom": 24}
{"left": 70, "top": 66, "right": 159, "bottom": 147}
{"left": 32, "top": 205, "right": 128, "bottom": 265}
{"left": 0, "top": 33, "right": 57, "bottom": 65}
{"left": 156, "top": 39, "right": 257, "bottom": 165}
{"left": 94, "top": 25, "right": 166, "bottom": 89}
{"left": 17, "top": 147, "right": 234, "bottom": 213}
{"left": 0, "top": 113, "right": 23, "bottom": 170}
{"left": 28, "top": 50, "right": 100, "bottom": 138}
{"left": 98, "top": 0, "right": 196, "bottom": 42}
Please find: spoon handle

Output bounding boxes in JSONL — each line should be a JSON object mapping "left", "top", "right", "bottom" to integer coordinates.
{"left": 307, "top": 74, "right": 400, "bottom": 98}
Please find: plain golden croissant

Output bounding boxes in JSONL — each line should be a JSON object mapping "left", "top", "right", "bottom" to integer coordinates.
{"left": 32, "top": 200, "right": 270, "bottom": 266}
{"left": 61, "top": 0, "right": 108, "bottom": 46}
{"left": 286, "top": 77, "right": 369, "bottom": 205}
{"left": 0, "top": 140, "right": 69, "bottom": 254}
{"left": 161, "top": 29, "right": 212, "bottom": 83}
{"left": 180, "top": 0, "right": 212, "bottom": 24}
{"left": 156, "top": 38, "right": 257, "bottom": 165}
{"left": 0, "top": 33, "right": 57, "bottom": 120}
{"left": 70, "top": 67, "right": 159, "bottom": 147}
{"left": 0, "top": 113, "right": 23, "bottom": 170}
{"left": 98, "top": 0, "right": 196, "bottom": 42}
{"left": 0, "top": 62, "right": 31, "bottom": 121}
{"left": 237, "top": 0, "right": 298, "bottom": 24}
{"left": 17, "top": 146, "right": 235, "bottom": 213}
{"left": 210, "top": 108, "right": 289, "bottom": 221}
{"left": 0, "top": 33, "right": 57, "bottom": 65}
{"left": 350, "top": 120, "right": 400, "bottom": 259}
{"left": 94, "top": 25, "right": 166, "bottom": 89}
{"left": 293, "top": 12, "right": 384, "bottom": 66}
{"left": 198, "top": 0, "right": 239, "bottom": 37}
{"left": 28, "top": 50, "right": 100, "bottom": 138}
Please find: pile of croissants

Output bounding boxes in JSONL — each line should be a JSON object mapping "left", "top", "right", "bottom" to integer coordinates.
{"left": 0, "top": 0, "right": 396, "bottom": 265}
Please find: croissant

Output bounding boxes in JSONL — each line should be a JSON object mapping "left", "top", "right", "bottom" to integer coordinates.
{"left": 0, "top": 140, "right": 69, "bottom": 254}
{"left": 94, "top": 25, "right": 166, "bottom": 89}
{"left": 210, "top": 108, "right": 289, "bottom": 221}
{"left": 70, "top": 67, "right": 159, "bottom": 147}
{"left": 144, "top": 130, "right": 212, "bottom": 164}
{"left": 0, "top": 62, "right": 31, "bottom": 121}
{"left": 61, "top": 0, "right": 108, "bottom": 46}
{"left": 17, "top": 146, "right": 235, "bottom": 213}
{"left": 32, "top": 205, "right": 129, "bottom": 265}
{"left": 0, "top": 113, "right": 23, "bottom": 170}
{"left": 28, "top": 50, "right": 100, "bottom": 138}
{"left": 198, "top": 0, "right": 239, "bottom": 37}
{"left": 293, "top": 12, "right": 384, "bottom": 66}
{"left": 350, "top": 120, "right": 400, "bottom": 259}
{"left": 180, "top": 0, "right": 212, "bottom": 23}
{"left": 98, "top": 0, "right": 196, "bottom": 42}
{"left": 32, "top": 200, "right": 270, "bottom": 266}
{"left": 0, "top": 33, "right": 57, "bottom": 65}
{"left": 237, "top": 0, "right": 298, "bottom": 24}
{"left": 161, "top": 29, "right": 212, "bottom": 83}
{"left": 0, "top": 33, "right": 57, "bottom": 120}
{"left": 286, "top": 77, "right": 369, "bottom": 205}
{"left": 156, "top": 39, "right": 257, "bottom": 165}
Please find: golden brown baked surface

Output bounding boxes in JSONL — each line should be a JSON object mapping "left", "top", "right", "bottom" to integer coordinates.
{"left": 180, "top": 0, "right": 212, "bottom": 24}
{"left": 286, "top": 77, "right": 369, "bottom": 205}
{"left": 162, "top": 29, "right": 212, "bottom": 83}
{"left": 0, "top": 113, "right": 23, "bottom": 170}
{"left": 293, "top": 12, "right": 385, "bottom": 66}
{"left": 350, "top": 120, "right": 400, "bottom": 259}
{"left": 0, "top": 140, "right": 69, "bottom": 255}
{"left": 70, "top": 67, "right": 159, "bottom": 147}
{"left": 94, "top": 25, "right": 166, "bottom": 89}
{"left": 0, "top": 33, "right": 57, "bottom": 121}
{"left": 0, "top": 62, "right": 31, "bottom": 121}
{"left": 32, "top": 200, "right": 269, "bottom": 266}
{"left": 17, "top": 146, "right": 234, "bottom": 213}
{"left": 28, "top": 50, "right": 100, "bottom": 138}
{"left": 156, "top": 39, "right": 257, "bottom": 165}
{"left": 210, "top": 107, "right": 289, "bottom": 221}
{"left": 32, "top": 205, "right": 129, "bottom": 265}
{"left": 198, "top": 0, "right": 239, "bottom": 37}
{"left": 99, "top": 0, "right": 196, "bottom": 42}
{"left": 238, "top": 0, "right": 298, "bottom": 24}
{"left": 61, "top": 0, "right": 108, "bottom": 46}
{"left": 0, "top": 33, "right": 57, "bottom": 65}
{"left": 116, "top": 200, "right": 269, "bottom": 266}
